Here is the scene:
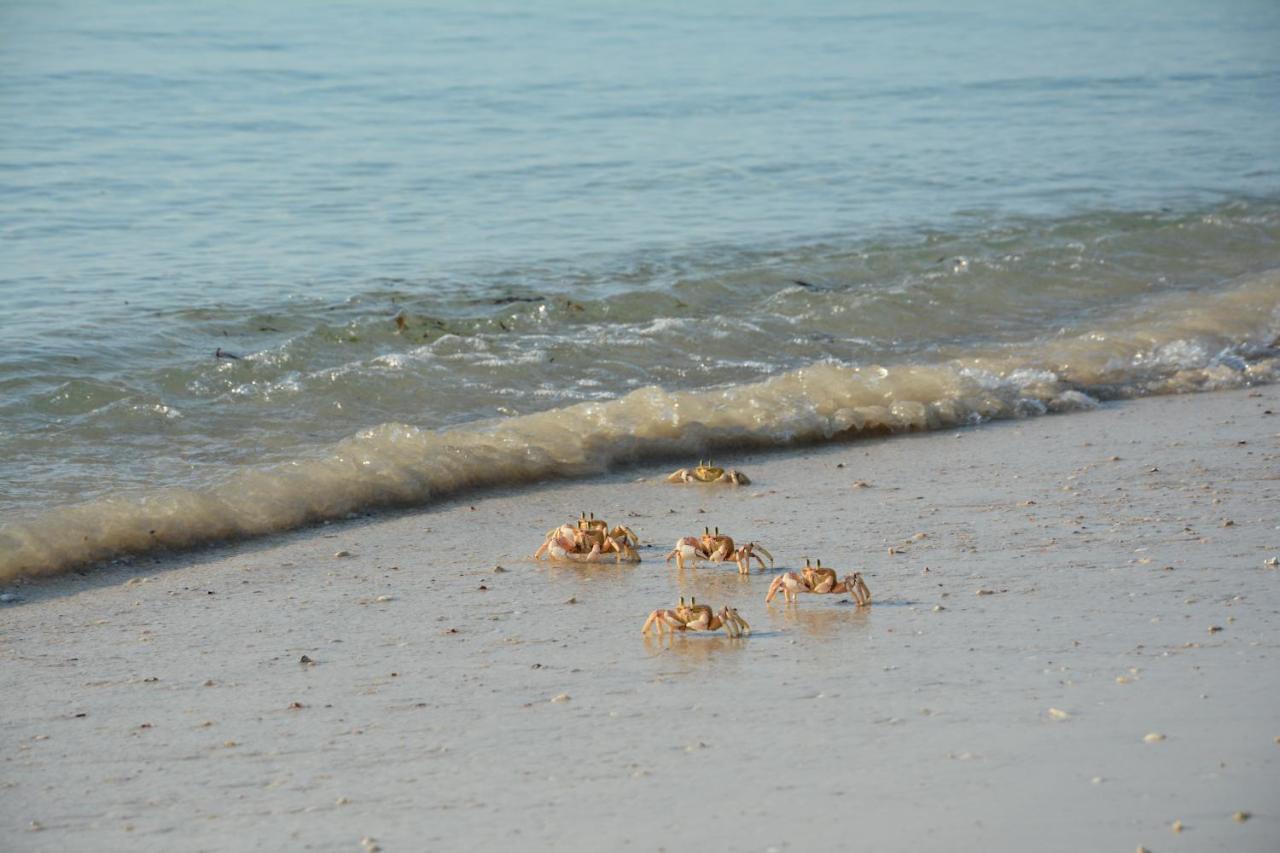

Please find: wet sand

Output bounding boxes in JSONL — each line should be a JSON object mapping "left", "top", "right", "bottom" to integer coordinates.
{"left": 2, "top": 386, "right": 1278, "bottom": 852}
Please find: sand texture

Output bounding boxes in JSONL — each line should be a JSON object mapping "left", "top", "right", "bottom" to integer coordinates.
{"left": 2, "top": 386, "right": 1278, "bottom": 852}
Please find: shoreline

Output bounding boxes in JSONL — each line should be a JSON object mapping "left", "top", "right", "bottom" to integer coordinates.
{"left": 2, "top": 386, "right": 1278, "bottom": 851}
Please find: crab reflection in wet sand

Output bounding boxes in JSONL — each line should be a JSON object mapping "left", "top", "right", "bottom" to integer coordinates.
{"left": 641, "top": 597, "right": 751, "bottom": 638}
{"left": 765, "top": 559, "right": 871, "bottom": 605}
{"left": 666, "top": 460, "right": 750, "bottom": 486}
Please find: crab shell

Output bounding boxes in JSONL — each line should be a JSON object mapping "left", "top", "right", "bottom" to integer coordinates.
{"left": 665, "top": 461, "right": 751, "bottom": 485}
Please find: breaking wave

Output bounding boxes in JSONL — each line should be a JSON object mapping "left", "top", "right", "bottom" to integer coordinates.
{"left": 3, "top": 268, "right": 1277, "bottom": 582}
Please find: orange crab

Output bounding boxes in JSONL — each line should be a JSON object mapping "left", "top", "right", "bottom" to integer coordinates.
{"left": 575, "top": 512, "right": 639, "bottom": 549}
{"left": 765, "top": 559, "right": 871, "bottom": 605}
{"left": 700, "top": 527, "right": 774, "bottom": 575}
{"left": 641, "top": 597, "right": 751, "bottom": 638}
{"left": 666, "top": 460, "right": 750, "bottom": 486}
{"left": 533, "top": 520, "right": 638, "bottom": 564}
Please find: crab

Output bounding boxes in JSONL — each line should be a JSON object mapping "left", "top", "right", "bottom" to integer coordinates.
{"left": 666, "top": 460, "right": 750, "bottom": 486}
{"left": 700, "top": 527, "right": 774, "bottom": 575}
{"left": 699, "top": 526, "right": 736, "bottom": 561}
{"left": 642, "top": 597, "right": 751, "bottom": 638}
{"left": 533, "top": 521, "right": 638, "bottom": 564}
{"left": 664, "top": 535, "right": 711, "bottom": 570}
{"left": 575, "top": 512, "right": 639, "bottom": 548}
{"left": 765, "top": 559, "right": 871, "bottom": 605}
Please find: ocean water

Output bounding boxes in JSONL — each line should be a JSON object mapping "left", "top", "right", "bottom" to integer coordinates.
{"left": 3, "top": 0, "right": 1280, "bottom": 579}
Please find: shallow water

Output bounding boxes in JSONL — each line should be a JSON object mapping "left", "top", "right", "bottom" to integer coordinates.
{"left": 2, "top": 1, "right": 1280, "bottom": 578}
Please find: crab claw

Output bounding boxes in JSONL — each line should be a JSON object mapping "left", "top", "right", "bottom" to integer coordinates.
{"left": 720, "top": 606, "right": 750, "bottom": 638}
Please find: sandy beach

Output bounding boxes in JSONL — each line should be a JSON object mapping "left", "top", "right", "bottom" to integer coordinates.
{"left": 2, "top": 386, "right": 1278, "bottom": 852}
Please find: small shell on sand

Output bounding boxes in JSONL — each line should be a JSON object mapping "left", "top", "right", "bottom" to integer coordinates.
{"left": 550, "top": 693, "right": 570, "bottom": 703}
{"left": 334, "top": 550, "right": 352, "bottom": 558}
{"left": 1233, "top": 810, "right": 1250, "bottom": 822}
{"left": 1171, "top": 820, "right": 1183, "bottom": 833}
{"left": 1143, "top": 732, "right": 1166, "bottom": 743}
{"left": 1047, "top": 707, "right": 1071, "bottom": 721}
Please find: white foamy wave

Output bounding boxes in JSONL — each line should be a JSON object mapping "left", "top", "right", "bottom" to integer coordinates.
{"left": 1, "top": 270, "right": 1277, "bottom": 582}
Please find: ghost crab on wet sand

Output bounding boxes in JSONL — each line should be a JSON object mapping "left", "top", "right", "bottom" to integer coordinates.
{"left": 765, "top": 559, "right": 871, "bottom": 605}
{"left": 665, "top": 527, "right": 774, "bottom": 574}
{"left": 641, "top": 597, "right": 751, "bottom": 638}
{"left": 574, "top": 512, "right": 639, "bottom": 549}
{"left": 534, "top": 513, "right": 639, "bottom": 564}
{"left": 666, "top": 460, "right": 750, "bottom": 486}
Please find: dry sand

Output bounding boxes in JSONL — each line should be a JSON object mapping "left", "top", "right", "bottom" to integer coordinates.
{"left": 2, "top": 386, "right": 1278, "bottom": 852}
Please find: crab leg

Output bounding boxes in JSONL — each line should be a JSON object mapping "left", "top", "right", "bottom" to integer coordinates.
{"left": 723, "top": 610, "right": 749, "bottom": 637}
{"left": 641, "top": 610, "right": 662, "bottom": 635}
{"left": 851, "top": 574, "right": 872, "bottom": 606}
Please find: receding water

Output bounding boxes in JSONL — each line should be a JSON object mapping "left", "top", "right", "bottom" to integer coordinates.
{"left": 2, "top": 0, "right": 1280, "bottom": 578}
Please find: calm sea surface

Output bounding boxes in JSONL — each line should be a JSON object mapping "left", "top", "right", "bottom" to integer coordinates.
{"left": 3, "top": 0, "right": 1280, "bottom": 577}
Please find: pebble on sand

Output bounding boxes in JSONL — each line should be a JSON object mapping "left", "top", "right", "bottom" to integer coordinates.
{"left": 1047, "top": 707, "right": 1071, "bottom": 721}
{"left": 1171, "top": 819, "right": 1183, "bottom": 833}
{"left": 1143, "top": 732, "right": 1166, "bottom": 743}
{"left": 551, "top": 693, "right": 571, "bottom": 703}
{"left": 334, "top": 550, "right": 352, "bottom": 558}
{"left": 1232, "top": 810, "right": 1250, "bottom": 823}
